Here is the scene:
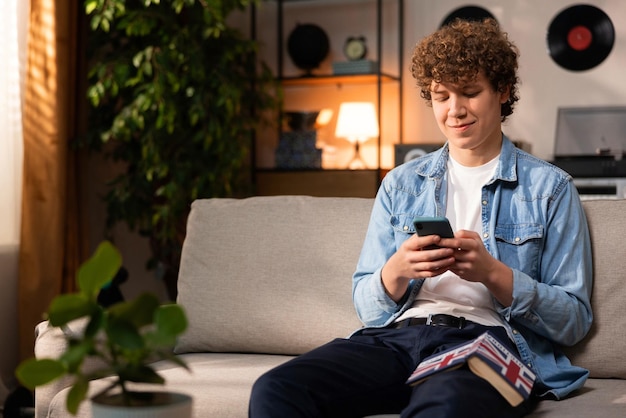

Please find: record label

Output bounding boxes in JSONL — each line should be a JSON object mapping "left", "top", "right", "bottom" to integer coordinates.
{"left": 567, "top": 26, "right": 592, "bottom": 51}
{"left": 547, "top": 5, "right": 614, "bottom": 71}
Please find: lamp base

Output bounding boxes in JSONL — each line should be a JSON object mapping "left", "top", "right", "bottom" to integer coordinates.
{"left": 348, "top": 142, "right": 368, "bottom": 170}
{"left": 348, "top": 156, "right": 367, "bottom": 170}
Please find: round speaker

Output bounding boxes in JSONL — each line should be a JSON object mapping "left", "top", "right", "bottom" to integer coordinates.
{"left": 287, "top": 23, "right": 330, "bottom": 74}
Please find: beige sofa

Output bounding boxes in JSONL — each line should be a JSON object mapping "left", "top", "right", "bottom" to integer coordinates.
{"left": 34, "top": 196, "right": 626, "bottom": 417}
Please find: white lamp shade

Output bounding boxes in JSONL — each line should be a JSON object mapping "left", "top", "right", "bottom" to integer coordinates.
{"left": 334, "top": 102, "right": 379, "bottom": 143}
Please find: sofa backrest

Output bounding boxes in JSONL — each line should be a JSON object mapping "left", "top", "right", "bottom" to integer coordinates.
{"left": 175, "top": 196, "right": 369, "bottom": 356}
{"left": 563, "top": 199, "right": 626, "bottom": 379}
{"left": 174, "top": 196, "right": 626, "bottom": 380}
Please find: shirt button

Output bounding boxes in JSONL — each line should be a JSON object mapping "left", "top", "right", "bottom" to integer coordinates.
{"left": 515, "top": 237, "right": 521, "bottom": 242}
{"left": 482, "top": 200, "right": 488, "bottom": 205}
{"left": 512, "top": 329, "right": 518, "bottom": 334}
{"left": 483, "top": 233, "right": 489, "bottom": 238}
{"left": 403, "top": 225, "right": 408, "bottom": 231}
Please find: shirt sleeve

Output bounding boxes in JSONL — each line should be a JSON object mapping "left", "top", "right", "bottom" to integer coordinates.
{"left": 352, "top": 184, "right": 411, "bottom": 327}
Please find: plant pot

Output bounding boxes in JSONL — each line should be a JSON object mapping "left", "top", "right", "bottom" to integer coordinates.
{"left": 91, "top": 391, "right": 192, "bottom": 418}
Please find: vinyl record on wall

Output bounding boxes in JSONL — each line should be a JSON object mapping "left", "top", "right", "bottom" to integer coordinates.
{"left": 440, "top": 5, "right": 497, "bottom": 28}
{"left": 547, "top": 4, "right": 615, "bottom": 72}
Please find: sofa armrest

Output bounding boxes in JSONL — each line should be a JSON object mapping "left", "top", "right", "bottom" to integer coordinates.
{"left": 33, "top": 319, "right": 101, "bottom": 418}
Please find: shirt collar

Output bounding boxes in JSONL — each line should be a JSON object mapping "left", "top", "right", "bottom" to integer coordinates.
{"left": 414, "top": 134, "right": 518, "bottom": 183}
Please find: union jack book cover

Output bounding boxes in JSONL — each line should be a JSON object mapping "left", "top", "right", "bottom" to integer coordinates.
{"left": 406, "top": 331, "right": 536, "bottom": 406}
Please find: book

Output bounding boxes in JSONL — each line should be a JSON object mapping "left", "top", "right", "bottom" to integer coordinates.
{"left": 406, "top": 331, "right": 536, "bottom": 406}
{"left": 331, "top": 60, "right": 378, "bottom": 75}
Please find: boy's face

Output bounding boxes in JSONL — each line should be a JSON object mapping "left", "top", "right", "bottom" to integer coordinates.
{"left": 430, "top": 72, "right": 510, "bottom": 166}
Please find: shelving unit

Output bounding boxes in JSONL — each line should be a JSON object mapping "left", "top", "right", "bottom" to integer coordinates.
{"left": 252, "top": 0, "right": 404, "bottom": 197}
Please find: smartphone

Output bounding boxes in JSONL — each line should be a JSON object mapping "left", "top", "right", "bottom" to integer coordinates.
{"left": 413, "top": 216, "right": 454, "bottom": 249}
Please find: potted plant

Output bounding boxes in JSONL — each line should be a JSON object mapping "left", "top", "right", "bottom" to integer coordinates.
{"left": 80, "top": 0, "right": 280, "bottom": 300}
{"left": 15, "top": 241, "right": 191, "bottom": 417}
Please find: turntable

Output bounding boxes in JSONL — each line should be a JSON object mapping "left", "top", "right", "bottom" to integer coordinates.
{"left": 551, "top": 106, "right": 626, "bottom": 199}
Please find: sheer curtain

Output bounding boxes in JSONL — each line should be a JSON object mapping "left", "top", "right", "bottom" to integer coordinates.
{"left": 0, "top": 0, "right": 29, "bottom": 401}
{"left": 0, "top": 0, "right": 28, "bottom": 244}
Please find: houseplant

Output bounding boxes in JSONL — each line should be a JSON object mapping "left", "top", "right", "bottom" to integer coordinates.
{"left": 81, "top": 0, "right": 280, "bottom": 299}
{"left": 15, "top": 241, "right": 190, "bottom": 416}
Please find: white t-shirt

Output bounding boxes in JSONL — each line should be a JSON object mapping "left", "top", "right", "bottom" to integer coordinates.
{"left": 397, "top": 154, "right": 507, "bottom": 327}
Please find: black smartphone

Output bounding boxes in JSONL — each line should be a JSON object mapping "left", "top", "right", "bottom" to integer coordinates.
{"left": 413, "top": 216, "right": 454, "bottom": 249}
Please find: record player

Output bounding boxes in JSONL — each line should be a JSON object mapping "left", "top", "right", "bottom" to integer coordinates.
{"left": 551, "top": 106, "right": 626, "bottom": 199}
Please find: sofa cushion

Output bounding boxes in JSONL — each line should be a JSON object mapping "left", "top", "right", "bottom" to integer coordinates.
{"left": 175, "top": 196, "right": 370, "bottom": 356}
{"left": 563, "top": 199, "right": 626, "bottom": 379}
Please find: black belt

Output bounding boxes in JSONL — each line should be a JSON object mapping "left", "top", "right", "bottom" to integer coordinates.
{"left": 391, "top": 314, "right": 468, "bottom": 329}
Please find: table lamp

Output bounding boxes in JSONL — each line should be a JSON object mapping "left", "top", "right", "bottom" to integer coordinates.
{"left": 334, "top": 102, "right": 379, "bottom": 169}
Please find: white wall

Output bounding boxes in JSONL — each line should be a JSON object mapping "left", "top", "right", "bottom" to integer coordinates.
{"left": 255, "top": 0, "right": 626, "bottom": 164}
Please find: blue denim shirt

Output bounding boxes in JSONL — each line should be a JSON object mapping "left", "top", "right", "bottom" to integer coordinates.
{"left": 352, "top": 136, "right": 593, "bottom": 399}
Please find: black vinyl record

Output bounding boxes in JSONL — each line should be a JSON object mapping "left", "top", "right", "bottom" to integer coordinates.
{"left": 547, "top": 5, "right": 615, "bottom": 71}
{"left": 440, "top": 5, "right": 497, "bottom": 28}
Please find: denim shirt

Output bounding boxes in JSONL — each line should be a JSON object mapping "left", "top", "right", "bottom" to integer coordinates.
{"left": 352, "top": 136, "right": 593, "bottom": 399}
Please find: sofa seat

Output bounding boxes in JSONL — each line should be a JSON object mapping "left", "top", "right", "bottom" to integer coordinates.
{"left": 48, "top": 356, "right": 626, "bottom": 418}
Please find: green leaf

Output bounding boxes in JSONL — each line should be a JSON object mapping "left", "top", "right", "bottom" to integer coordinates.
{"left": 159, "top": 350, "right": 190, "bottom": 371}
{"left": 119, "top": 364, "right": 164, "bottom": 384}
{"left": 60, "top": 340, "right": 92, "bottom": 373}
{"left": 155, "top": 304, "right": 187, "bottom": 337}
{"left": 66, "top": 379, "right": 89, "bottom": 415}
{"left": 84, "top": 309, "right": 105, "bottom": 338}
{"left": 15, "top": 358, "right": 66, "bottom": 389}
{"left": 77, "top": 241, "right": 122, "bottom": 298}
{"left": 47, "top": 294, "right": 94, "bottom": 327}
{"left": 106, "top": 319, "right": 144, "bottom": 350}
{"left": 108, "top": 293, "right": 160, "bottom": 328}
{"left": 85, "top": 0, "right": 97, "bottom": 15}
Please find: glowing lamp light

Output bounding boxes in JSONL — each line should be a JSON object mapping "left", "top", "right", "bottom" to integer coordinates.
{"left": 334, "top": 102, "right": 379, "bottom": 169}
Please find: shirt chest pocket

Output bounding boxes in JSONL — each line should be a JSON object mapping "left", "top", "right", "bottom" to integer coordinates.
{"left": 494, "top": 224, "right": 543, "bottom": 277}
{"left": 390, "top": 213, "right": 423, "bottom": 247}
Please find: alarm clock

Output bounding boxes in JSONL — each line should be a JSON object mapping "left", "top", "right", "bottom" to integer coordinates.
{"left": 343, "top": 36, "right": 367, "bottom": 61}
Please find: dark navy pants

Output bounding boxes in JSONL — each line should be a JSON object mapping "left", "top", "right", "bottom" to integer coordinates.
{"left": 249, "top": 322, "right": 535, "bottom": 417}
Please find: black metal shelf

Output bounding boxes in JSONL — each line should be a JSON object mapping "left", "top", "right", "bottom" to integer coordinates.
{"left": 251, "top": 0, "right": 404, "bottom": 195}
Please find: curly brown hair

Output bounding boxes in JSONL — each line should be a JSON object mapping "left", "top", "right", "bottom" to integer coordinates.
{"left": 411, "top": 18, "right": 520, "bottom": 121}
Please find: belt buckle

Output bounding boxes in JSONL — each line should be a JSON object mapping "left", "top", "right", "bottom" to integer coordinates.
{"left": 426, "top": 314, "right": 466, "bottom": 329}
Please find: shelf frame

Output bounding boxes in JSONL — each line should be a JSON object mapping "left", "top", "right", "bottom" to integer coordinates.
{"left": 251, "top": 0, "right": 404, "bottom": 195}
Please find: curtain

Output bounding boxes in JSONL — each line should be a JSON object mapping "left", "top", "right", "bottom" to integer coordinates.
{"left": 0, "top": 0, "right": 27, "bottom": 246}
{"left": 0, "top": 0, "right": 29, "bottom": 399}
{"left": 18, "top": 0, "right": 84, "bottom": 361}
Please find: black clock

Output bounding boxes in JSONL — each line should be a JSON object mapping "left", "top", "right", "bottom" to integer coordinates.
{"left": 343, "top": 36, "right": 367, "bottom": 61}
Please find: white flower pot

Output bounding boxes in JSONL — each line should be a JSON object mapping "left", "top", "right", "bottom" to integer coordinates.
{"left": 91, "top": 391, "right": 192, "bottom": 418}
